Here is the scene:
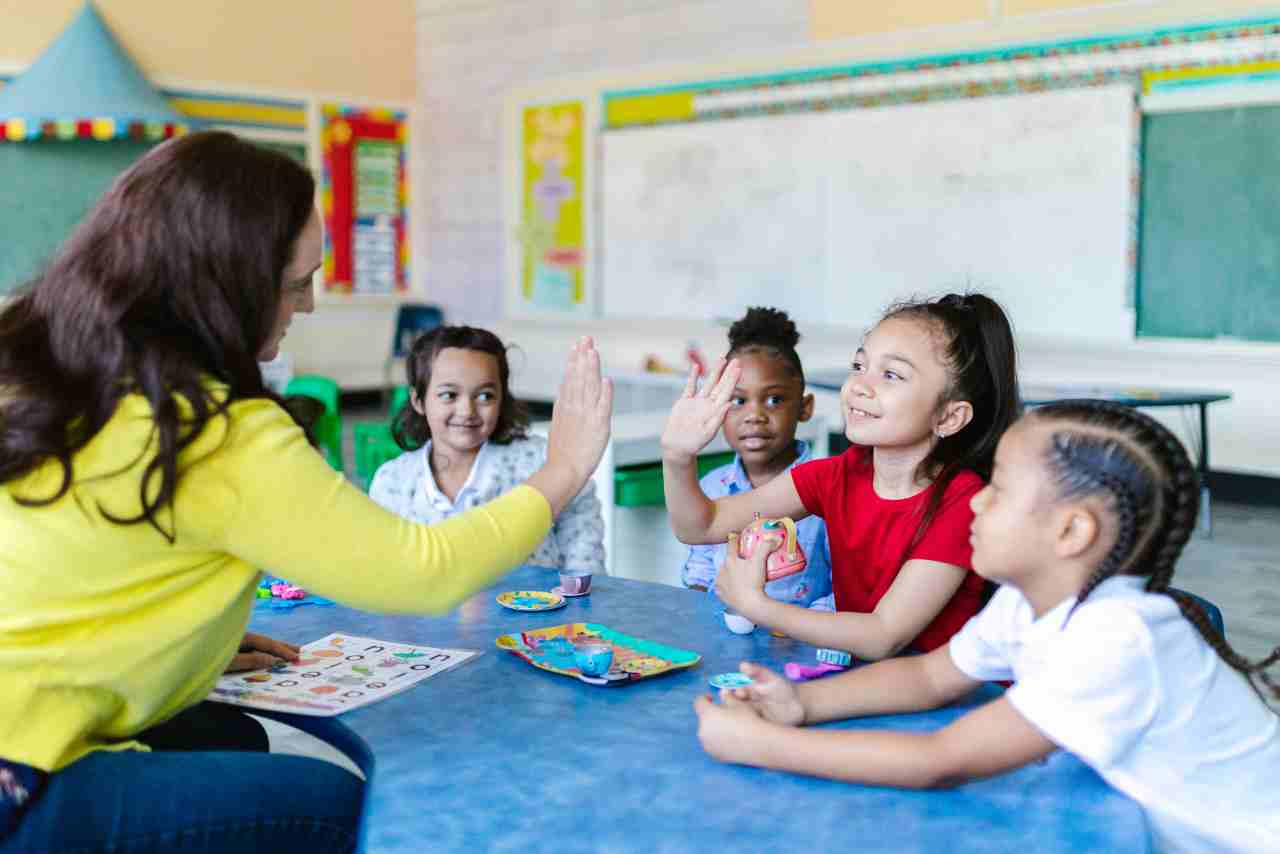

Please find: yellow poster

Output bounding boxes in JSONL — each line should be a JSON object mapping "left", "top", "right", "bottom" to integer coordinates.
{"left": 520, "top": 102, "right": 584, "bottom": 312}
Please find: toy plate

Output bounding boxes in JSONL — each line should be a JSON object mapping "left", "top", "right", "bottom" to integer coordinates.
{"left": 495, "top": 623, "right": 700, "bottom": 686}
{"left": 496, "top": 590, "right": 566, "bottom": 612}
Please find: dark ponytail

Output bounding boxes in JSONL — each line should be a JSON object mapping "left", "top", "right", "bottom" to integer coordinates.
{"left": 1034, "top": 400, "right": 1279, "bottom": 704}
{"left": 726, "top": 306, "right": 804, "bottom": 384}
{"left": 883, "top": 293, "right": 1022, "bottom": 550}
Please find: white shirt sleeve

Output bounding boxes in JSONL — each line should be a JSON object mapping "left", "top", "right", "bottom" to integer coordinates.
{"left": 948, "top": 584, "right": 1022, "bottom": 682}
{"left": 1005, "top": 603, "right": 1159, "bottom": 769}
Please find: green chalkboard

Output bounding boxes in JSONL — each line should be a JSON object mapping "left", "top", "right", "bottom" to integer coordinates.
{"left": 1138, "top": 106, "right": 1280, "bottom": 342}
{"left": 0, "top": 140, "right": 156, "bottom": 293}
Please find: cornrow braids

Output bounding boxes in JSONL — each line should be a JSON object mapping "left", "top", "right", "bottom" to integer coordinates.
{"left": 1034, "top": 399, "right": 1279, "bottom": 702}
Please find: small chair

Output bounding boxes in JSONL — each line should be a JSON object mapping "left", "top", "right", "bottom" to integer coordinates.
{"left": 384, "top": 303, "right": 443, "bottom": 390}
{"left": 285, "top": 375, "right": 344, "bottom": 473}
{"left": 354, "top": 421, "right": 406, "bottom": 490}
{"left": 389, "top": 385, "right": 411, "bottom": 417}
{"left": 1169, "top": 587, "right": 1225, "bottom": 635}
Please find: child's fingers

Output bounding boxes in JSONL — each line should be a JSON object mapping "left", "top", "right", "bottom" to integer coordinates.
{"left": 680, "top": 363, "right": 700, "bottom": 398}
{"left": 708, "top": 358, "right": 741, "bottom": 406}
{"left": 693, "top": 694, "right": 715, "bottom": 718}
{"left": 740, "top": 661, "right": 780, "bottom": 686}
{"left": 697, "top": 358, "right": 728, "bottom": 398}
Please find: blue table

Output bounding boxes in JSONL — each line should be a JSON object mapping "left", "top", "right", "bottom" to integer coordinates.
{"left": 248, "top": 566, "right": 1150, "bottom": 853}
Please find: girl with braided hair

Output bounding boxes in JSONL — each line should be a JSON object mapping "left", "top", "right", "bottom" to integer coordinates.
{"left": 694, "top": 401, "right": 1278, "bottom": 853}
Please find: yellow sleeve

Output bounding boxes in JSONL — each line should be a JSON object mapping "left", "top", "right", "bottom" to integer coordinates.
{"left": 181, "top": 398, "right": 553, "bottom": 614}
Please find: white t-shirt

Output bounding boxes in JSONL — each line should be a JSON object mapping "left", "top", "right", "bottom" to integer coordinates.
{"left": 949, "top": 576, "right": 1280, "bottom": 854}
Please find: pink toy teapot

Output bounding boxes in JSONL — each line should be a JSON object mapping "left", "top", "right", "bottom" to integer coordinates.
{"left": 737, "top": 513, "right": 806, "bottom": 582}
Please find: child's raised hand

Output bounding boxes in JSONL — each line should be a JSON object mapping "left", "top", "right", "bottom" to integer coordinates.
{"left": 730, "top": 662, "right": 806, "bottom": 726}
{"left": 714, "top": 530, "right": 776, "bottom": 616}
{"left": 660, "top": 358, "right": 741, "bottom": 462}
{"left": 693, "top": 689, "right": 770, "bottom": 765}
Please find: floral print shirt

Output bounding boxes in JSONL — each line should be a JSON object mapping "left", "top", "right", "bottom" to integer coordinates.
{"left": 368, "top": 434, "right": 605, "bottom": 572}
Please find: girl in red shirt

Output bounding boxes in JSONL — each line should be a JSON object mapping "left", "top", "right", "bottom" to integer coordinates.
{"left": 662, "top": 294, "right": 1020, "bottom": 659}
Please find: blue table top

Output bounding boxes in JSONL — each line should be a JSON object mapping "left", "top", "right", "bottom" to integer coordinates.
{"left": 806, "top": 370, "right": 1231, "bottom": 408}
{"left": 248, "top": 566, "right": 1150, "bottom": 854}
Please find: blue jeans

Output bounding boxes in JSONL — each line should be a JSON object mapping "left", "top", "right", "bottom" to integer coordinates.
{"left": 2, "top": 746, "right": 363, "bottom": 853}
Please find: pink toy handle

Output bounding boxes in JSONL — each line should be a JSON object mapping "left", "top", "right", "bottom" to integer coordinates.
{"left": 783, "top": 662, "right": 846, "bottom": 682}
{"left": 738, "top": 515, "right": 807, "bottom": 581}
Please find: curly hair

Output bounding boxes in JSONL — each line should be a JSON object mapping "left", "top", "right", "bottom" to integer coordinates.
{"left": 726, "top": 306, "right": 804, "bottom": 384}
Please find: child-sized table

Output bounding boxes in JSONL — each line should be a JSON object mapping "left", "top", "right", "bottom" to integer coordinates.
{"left": 247, "top": 565, "right": 1151, "bottom": 853}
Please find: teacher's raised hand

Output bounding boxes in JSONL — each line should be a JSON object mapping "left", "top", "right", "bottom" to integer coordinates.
{"left": 661, "top": 358, "right": 742, "bottom": 463}
{"left": 527, "top": 337, "right": 614, "bottom": 517}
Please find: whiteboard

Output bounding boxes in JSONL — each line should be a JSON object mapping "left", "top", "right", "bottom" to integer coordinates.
{"left": 601, "top": 85, "right": 1136, "bottom": 340}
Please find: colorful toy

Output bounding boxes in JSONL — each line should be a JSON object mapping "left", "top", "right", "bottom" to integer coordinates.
{"left": 255, "top": 575, "right": 334, "bottom": 610}
{"left": 709, "top": 672, "right": 754, "bottom": 690}
{"left": 572, "top": 639, "right": 614, "bottom": 676}
{"left": 737, "top": 514, "right": 807, "bottom": 581}
{"left": 784, "top": 647, "right": 854, "bottom": 682}
{"left": 496, "top": 622, "right": 700, "bottom": 687}
{"left": 496, "top": 590, "right": 567, "bottom": 612}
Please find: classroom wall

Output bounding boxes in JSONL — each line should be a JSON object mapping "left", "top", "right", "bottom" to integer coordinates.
{"left": 282, "top": 0, "right": 811, "bottom": 387}
{"left": 0, "top": 0, "right": 416, "bottom": 101}
{"left": 477, "top": 0, "right": 1280, "bottom": 479}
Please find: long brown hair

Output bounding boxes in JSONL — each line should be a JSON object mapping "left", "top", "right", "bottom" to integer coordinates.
{"left": 1035, "top": 400, "right": 1278, "bottom": 704}
{"left": 392, "top": 325, "right": 530, "bottom": 450}
{"left": 0, "top": 130, "right": 316, "bottom": 540}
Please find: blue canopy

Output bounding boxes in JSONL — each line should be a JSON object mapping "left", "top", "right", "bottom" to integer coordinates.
{"left": 0, "top": 2, "right": 187, "bottom": 141}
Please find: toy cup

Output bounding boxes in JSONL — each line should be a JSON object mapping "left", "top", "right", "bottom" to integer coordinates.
{"left": 572, "top": 639, "right": 614, "bottom": 676}
{"left": 737, "top": 514, "right": 807, "bottom": 581}
{"left": 559, "top": 569, "right": 592, "bottom": 596}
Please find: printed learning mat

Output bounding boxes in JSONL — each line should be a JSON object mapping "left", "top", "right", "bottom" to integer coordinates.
{"left": 496, "top": 590, "right": 566, "bottom": 612}
{"left": 208, "top": 633, "right": 477, "bottom": 716}
{"left": 495, "top": 622, "right": 700, "bottom": 686}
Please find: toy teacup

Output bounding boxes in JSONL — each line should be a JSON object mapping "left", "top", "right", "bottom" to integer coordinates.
{"left": 572, "top": 639, "right": 614, "bottom": 677}
{"left": 737, "top": 514, "right": 806, "bottom": 581}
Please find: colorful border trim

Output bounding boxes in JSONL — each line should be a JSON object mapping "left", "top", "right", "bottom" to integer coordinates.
{"left": 0, "top": 116, "right": 185, "bottom": 142}
{"left": 1143, "top": 59, "right": 1280, "bottom": 93}
{"left": 320, "top": 104, "right": 410, "bottom": 295}
{"left": 0, "top": 74, "right": 306, "bottom": 139}
{"left": 604, "top": 17, "right": 1280, "bottom": 128}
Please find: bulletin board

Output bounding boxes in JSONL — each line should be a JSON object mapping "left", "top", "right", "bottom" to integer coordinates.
{"left": 321, "top": 104, "right": 410, "bottom": 295}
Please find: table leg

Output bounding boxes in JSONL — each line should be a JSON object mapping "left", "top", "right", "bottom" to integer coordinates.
{"left": 1198, "top": 403, "right": 1212, "bottom": 538}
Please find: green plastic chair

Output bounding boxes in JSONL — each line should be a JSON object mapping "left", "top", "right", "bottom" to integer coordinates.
{"left": 354, "top": 421, "right": 405, "bottom": 490}
{"left": 389, "top": 385, "right": 411, "bottom": 417}
{"left": 285, "top": 375, "right": 344, "bottom": 473}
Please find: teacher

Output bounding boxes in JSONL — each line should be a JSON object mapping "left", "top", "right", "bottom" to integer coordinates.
{"left": 0, "top": 130, "right": 612, "bottom": 853}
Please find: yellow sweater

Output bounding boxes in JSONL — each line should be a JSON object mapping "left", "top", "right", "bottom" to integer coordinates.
{"left": 0, "top": 392, "right": 552, "bottom": 771}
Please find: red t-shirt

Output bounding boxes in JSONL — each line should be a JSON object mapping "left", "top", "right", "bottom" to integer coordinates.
{"left": 790, "top": 446, "right": 986, "bottom": 652}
